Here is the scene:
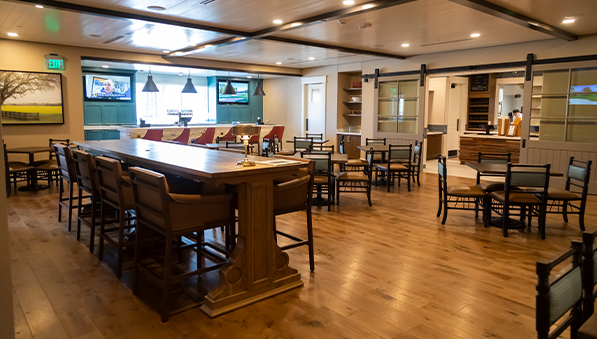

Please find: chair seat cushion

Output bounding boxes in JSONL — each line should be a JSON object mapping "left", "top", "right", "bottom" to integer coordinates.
{"left": 447, "top": 185, "right": 486, "bottom": 197}
{"left": 274, "top": 176, "right": 310, "bottom": 214}
{"left": 490, "top": 191, "right": 542, "bottom": 204}
{"left": 33, "top": 159, "right": 53, "bottom": 167}
{"left": 478, "top": 181, "right": 504, "bottom": 192}
{"left": 547, "top": 189, "right": 581, "bottom": 201}
{"left": 36, "top": 162, "right": 59, "bottom": 171}
{"left": 276, "top": 150, "right": 295, "bottom": 155}
{"left": 347, "top": 159, "right": 368, "bottom": 166}
{"left": 375, "top": 163, "right": 407, "bottom": 172}
{"left": 274, "top": 167, "right": 309, "bottom": 183}
{"left": 337, "top": 172, "right": 368, "bottom": 182}
{"left": 313, "top": 176, "right": 330, "bottom": 185}
{"left": 8, "top": 162, "right": 34, "bottom": 171}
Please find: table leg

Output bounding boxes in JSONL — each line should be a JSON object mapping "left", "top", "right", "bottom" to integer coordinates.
{"left": 200, "top": 179, "right": 303, "bottom": 317}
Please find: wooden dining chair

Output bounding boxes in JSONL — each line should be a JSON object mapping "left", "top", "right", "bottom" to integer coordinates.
{"left": 55, "top": 144, "right": 86, "bottom": 231}
{"left": 129, "top": 167, "right": 233, "bottom": 322}
{"left": 488, "top": 163, "right": 550, "bottom": 238}
{"left": 293, "top": 137, "right": 314, "bottom": 154}
{"left": 306, "top": 133, "right": 323, "bottom": 140}
{"left": 544, "top": 157, "right": 592, "bottom": 231}
{"left": 72, "top": 150, "right": 101, "bottom": 253}
{"left": 366, "top": 138, "right": 385, "bottom": 163}
{"left": 310, "top": 144, "right": 334, "bottom": 153}
{"left": 301, "top": 150, "right": 333, "bottom": 211}
{"left": 35, "top": 138, "right": 71, "bottom": 185}
{"left": 580, "top": 230, "right": 597, "bottom": 322}
{"left": 142, "top": 129, "right": 163, "bottom": 141}
{"left": 3, "top": 143, "right": 34, "bottom": 193}
{"left": 339, "top": 139, "right": 367, "bottom": 172}
{"left": 336, "top": 148, "right": 373, "bottom": 206}
{"left": 273, "top": 161, "right": 315, "bottom": 271}
{"left": 375, "top": 144, "right": 412, "bottom": 192}
{"left": 191, "top": 127, "right": 215, "bottom": 145}
{"left": 476, "top": 152, "right": 511, "bottom": 192}
{"left": 536, "top": 241, "right": 583, "bottom": 339}
{"left": 437, "top": 156, "right": 486, "bottom": 225}
{"left": 262, "top": 138, "right": 275, "bottom": 157}
{"left": 171, "top": 128, "right": 191, "bottom": 145}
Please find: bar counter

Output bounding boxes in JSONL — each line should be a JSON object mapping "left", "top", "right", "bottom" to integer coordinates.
{"left": 459, "top": 134, "right": 520, "bottom": 164}
{"left": 117, "top": 124, "right": 282, "bottom": 142}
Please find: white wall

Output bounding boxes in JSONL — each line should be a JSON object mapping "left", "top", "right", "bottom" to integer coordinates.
{"left": 262, "top": 77, "right": 302, "bottom": 143}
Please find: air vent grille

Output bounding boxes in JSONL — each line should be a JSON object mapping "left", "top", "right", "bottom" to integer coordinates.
{"left": 103, "top": 24, "right": 154, "bottom": 44}
{"left": 199, "top": 0, "right": 217, "bottom": 4}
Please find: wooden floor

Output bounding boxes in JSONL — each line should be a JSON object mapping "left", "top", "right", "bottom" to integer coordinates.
{"left": 8, "top": 172, "right": 597, "bottom": 339}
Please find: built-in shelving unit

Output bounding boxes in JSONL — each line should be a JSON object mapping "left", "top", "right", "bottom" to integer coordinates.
{"left": 337, "top": 72, "right": 363, "bottom": 158}
{"left": 467, "top": 74, "right": 496, "bottom": 131}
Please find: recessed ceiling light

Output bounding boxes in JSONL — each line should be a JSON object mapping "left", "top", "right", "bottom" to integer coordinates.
{"left": 401, "top": 43, "right": 409, "bottom": 47}
{"left": 273, "top": 19, "right": 283, "bottom": 24}
{"left": 7, "top": 32, "right": 18, "bottom": 37}
{"left": 563, "top": 18, "right": 575, "bottom": 24}
{"left": 308, "top": 57, "right": 315, "bottom": 60}
{"left": 247, "top": 76, "right": 252, "bottom": 78}
{"left": 362, "top": 4, "right": 375, "bottom": 10}
{"left": 290, "top": 22, "right": 302, "bottom": 27}
{"left": 35, "top": 5, "right": 43, "bottom": 8}
{"left": 276, "top": 62, "right": 282, "bottom": 65}
{"left": 204, "top": 44, "right": 213, "bottom": 48}
{"left": 471, "top": 33, "right": 481, "bottom": 38}
{"left": 147, "top": 5, "right": 166, "bottom": 11}
{"left": 102, "top": 65, "right": 109, "bottom": 68}
{"left": 163, "top": 50, "right": 170, "bottom": 53}
{"left": 343, "top": 0, "right": 355, "bottom": 5}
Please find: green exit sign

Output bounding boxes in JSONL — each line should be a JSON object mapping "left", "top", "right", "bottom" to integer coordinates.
{"left": 45, "top": 54, "right": 65, "bottom": 70}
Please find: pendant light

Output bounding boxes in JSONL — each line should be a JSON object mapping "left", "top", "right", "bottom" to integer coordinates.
{"left": 252, "top": 74, "right": 266, "bottom": 96}
{"left": 142, "top": 67, "right": 159, "bottom": 92}
{"left": 223, "top": 72, "right": 236, "bottom": 95}
{"left": 181, "top": 70, "right": 197, "bottom": 93}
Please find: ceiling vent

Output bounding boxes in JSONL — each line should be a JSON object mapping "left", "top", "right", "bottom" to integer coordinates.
{"left": 199, "top": 0, "right": 217, "bottom": 4}
{"left": 103, "top": 24, "right": 154, "bottom": 44}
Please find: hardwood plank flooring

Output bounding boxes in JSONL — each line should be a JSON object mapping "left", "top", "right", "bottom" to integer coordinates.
{"left": 7, "top": 172, "right": 596, "bottom": 338}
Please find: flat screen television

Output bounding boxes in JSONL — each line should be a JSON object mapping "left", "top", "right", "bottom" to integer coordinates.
{"left": 218, "top": 81, "right": 249, "bottom": 104}
{"left": 84, "top": 73, "right": 133, "bottom": 101}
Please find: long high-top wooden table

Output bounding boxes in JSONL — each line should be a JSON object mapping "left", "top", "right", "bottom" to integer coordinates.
{"left": 75, "top": 139, "right": 307, "bottom": 317}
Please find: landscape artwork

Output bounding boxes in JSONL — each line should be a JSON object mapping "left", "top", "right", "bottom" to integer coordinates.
{"left": 0, "top": 70, "right": 64, "bottom": 125}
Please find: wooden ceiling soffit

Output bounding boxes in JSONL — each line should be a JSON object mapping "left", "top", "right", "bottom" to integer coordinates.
{"left": 447, "top": 0, "right": 578, "bottom": 41}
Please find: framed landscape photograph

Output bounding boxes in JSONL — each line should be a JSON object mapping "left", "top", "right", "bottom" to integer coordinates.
{"left": 0, "top": 70, "right": 64, "bottom": 125}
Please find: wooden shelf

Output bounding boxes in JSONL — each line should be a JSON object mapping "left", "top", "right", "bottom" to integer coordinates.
{"left": 344, "top": 88, "right": 363, "bottom": 91}
{"left": 343, "top": 101, "right": 362, "bottom": 104}
{"left": 344, "top": 114, "right": 362, "bottom": 117}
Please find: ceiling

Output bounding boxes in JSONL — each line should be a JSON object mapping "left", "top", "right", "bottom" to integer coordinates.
{"left": 1, "top": 0, "right": 596, "bottom": 70}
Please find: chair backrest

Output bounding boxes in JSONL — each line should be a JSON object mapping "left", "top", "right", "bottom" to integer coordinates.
{"left": 306, "top": 133, "right": 323, "bottom": 140}
{"left": 301, "top": 151, "right": 332, "bottom": 177}
{"left": 95, "top": 156, "right": 128, "bottom": 209}
{"left": 54, "top": 144, "right": 77, "bottom": 183}
{"left": 413, "top": 140, "right": 422, "bottom": 169}
{"left": 339, "top": 139, "right": 345, "bottom": 155}
{"left": 310, "top": 144, "right": 334, "bottom": 153}
{"left": 72, "top": 150, "right": 100, "bottom": 197}
{"left": 273, "top": 161, "right": 315, "bottom": 215}
{"left": 172, "top": 128, "right": 191, "bottom": 145}
{"left": 217, "top": 128, "right": 236, "bottom": 142}
{"left": 366, "top": 138, "right": 386, "bottom": 146}
{"left": 437, "top": 155, "right": 448, "bottom": 197}
{"left": 505, "top": 163, "right": 550, "bottom": 194}
{"left": 536, "top": 242, "right": 583, "bottom": 339}
{"left": 142, "top": 129, "right": 163, "bottom": 141}
{"left": 272, "top": 126, "right": 285, "bottom": 142}
{"left": 129, "top": 167, "right": 171, "bottom": 234}
{"left": 581, "top": 231, "right": 597, "bottom": 321}
{"left": 566, "top": 157, "right": 592, "bottom": 197}
{"left": 294, "top": 137, "right": 313, "bottom": 153}
{"left": 193, "top": 127, "right": 215, "bottom": 145}
{"left": 262, "top": 138, "right": 275, "bottom": 157}
{"left": 477, "top": 152, "right": 511, "bottom": 163}
{"left": 49, "top": 138, "right": 70, "bottom": 159}
{"left": 387, "top": 144, "right": 412, "bottom": 170}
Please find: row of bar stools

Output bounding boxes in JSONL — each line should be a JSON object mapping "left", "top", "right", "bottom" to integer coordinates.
{"left": 55, "top": 144, "right": 89, "bottom": 231}
{"left": 72, "top": 150, "right": 102, "bottom": 253}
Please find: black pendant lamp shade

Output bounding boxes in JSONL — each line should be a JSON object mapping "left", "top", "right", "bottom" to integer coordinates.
{"left": 223, "top": 79, "right": 236, "bottom": 95}
{"left": 252, "top": 75, "right": 266, "bottom": 96}
{"left": 182, "top": 71, "right": 197, "bottom": 93}
{"left": 142, "top": 69, "right": 159, "bottom": 92}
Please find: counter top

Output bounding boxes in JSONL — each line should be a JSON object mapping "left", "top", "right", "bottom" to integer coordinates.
{"left": 460, "top": 134, "right": 520, "bottom": 141}
{"left": 336, "top": 131, "right": 361, "bottom": 136}
{"left": 84, "top": 125, "right": 122, "bottom": 130}
{"left": 427, "top": 132, "right": 443, "bottom": 136}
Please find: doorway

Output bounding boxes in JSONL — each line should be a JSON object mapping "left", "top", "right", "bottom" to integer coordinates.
{"left": 301, "top": 76, "right": 327, "bottom": 137}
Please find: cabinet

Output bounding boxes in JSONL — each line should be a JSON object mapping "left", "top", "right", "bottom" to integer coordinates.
{"left": 85, "top": 130, "right": 121, "bottom": 141}
{"left": 83, "top": 102, "right": 137, "bottom": 126}
{"left": 338, "top": 72, "right": 362, "bottom": 134}
{"left": 467, "top": 74, "right": 496, "bottom": 131}
{"left": 338, "top": 134, "right": 361, "bottom": 159}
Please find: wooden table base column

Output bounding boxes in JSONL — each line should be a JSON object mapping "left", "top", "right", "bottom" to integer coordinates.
{"left": 200, "top": 180, "right": 303, "bottom": 317}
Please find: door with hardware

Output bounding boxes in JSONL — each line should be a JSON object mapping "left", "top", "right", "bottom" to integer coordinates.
{"left": 306, "top": 83, "right": 326, "bottom": 138}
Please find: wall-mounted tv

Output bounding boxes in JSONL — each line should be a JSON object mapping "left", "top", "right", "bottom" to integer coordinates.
{"left": 218, "top": 81, "right": 249, "bottom": 104}
{"left": 84, "top": 73, "right": 133, "bottom": 101}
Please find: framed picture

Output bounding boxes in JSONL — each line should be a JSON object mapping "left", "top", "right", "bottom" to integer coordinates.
{"left": 0, "top": 70, "right": 64, "bottom": 125}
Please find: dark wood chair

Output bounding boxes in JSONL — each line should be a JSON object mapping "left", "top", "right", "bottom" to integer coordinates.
{"left": 310, "top": 144, "right": 334, "bottom": 153}
{"left": 545, "top": 157, "right": 592, "bottom": 231}
{"left": 536, "top": 241, "right": 583, "bottom": 339}
{"left": 375, "top": 144, "right": 412, "bottom": 192}
{"left": 336, "top": 148, "right": 373, "bottom": 206}
{"left": 581, "top": 230, "right": 597, "bottom": 321}
{"left": 142, "top": 129, "right": 163, "bottom": 141}
{"left": 437, "top": 155, "right": 486, "bottom": 225}
{"left": 301, "top": 150, "right": 333, "bottom": 211}
{"left": 55, "top": 144, "right": 87, "bottom": 231}
{"left": 95, "top": 156, "right": 136, "bottom": 279}
{"left": 410, "top": 140, "right": 423, "bottom": 186}
{"left": 4, "top": 143, "right": 34, "bottom": 194}
{"left": 262, "top": 137, "right": 275, "bottom": 157}
{"left": 72, "top": 150, "right": 101, "bottom": 253}
{"left": 129, "top": 167, "right": 233, "bottom": 322}
{"left": 476, "top": 152, "right": 511, "bottom": 192}
{"left": 339, "top": 139, "right": 367, "bottom": 172}
{"left": 273, "top": 161, "right": 315, "bottom": 271}
{"left": 35, "top": 138, "right": 71, "bottom": 185}
{"left": 366, "top": 138, "right": 385, "bottom": 163}
{"left": 488, "top": 163, "right": 550, "bottom": 238}
{"left": 306, "top": 133, "right": 323, "bottom": 140}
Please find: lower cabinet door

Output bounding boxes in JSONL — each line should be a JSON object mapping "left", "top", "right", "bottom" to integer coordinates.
{"left": 105, "top": 130, "right": 120, "bottom": 140}
{"left": 85, "top": 130, "right": 104, "bottom": 141}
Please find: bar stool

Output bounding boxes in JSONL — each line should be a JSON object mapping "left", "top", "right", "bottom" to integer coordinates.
{"left": 72, "top": 150, "right": 101, "bottom": 253}
{"left": 191, "top": 127, "right": 215, "bottom": 145}
{"left": 142, "top": 129, "right": 163, "bottom": 141}
{"left": 273, "top": 161, "right": 315, "bottom": 271}
{"left": 55, "top": 144, "right": 86, "bottom": 231}
{"left": 95, "top": 156, "right": 136, "bottom": 279}
{"left": 129, "top": 167, "right": 234, "bottom": 322}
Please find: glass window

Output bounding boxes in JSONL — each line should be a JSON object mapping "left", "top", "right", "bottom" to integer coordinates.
{"left": 377, "top": 79, "right": 419, "bottom": 134}
{"left": 530, "top": 67, "right": 597, "bottom": 143}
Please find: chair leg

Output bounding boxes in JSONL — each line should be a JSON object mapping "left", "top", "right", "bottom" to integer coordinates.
{"left": 503, "top": 205, "right": 509, "bottom": 237}
{"left": 579, "top": 207, "right": 586, "bottom": 232}
{"left": 386, "top": 172, "right": 390, "bottom": 193}
{"left": 441, "top": 200, "right": 448, "bottom": 225}
{"left": 437, "top": 199, "right": 442, "bottom": 218}
{"left": 306, "top": 208, "right": 314, "bottom": 272}
{"left": 407, "top": 171, "right": 411, "bottom": 192}
{"left": 474, "top": 198, "right": 479, "bottom": 218}
{"left": 116, "top": 210, "right": 126, "bottom": 279}
{"left": 68, "top": 183, "right": 74, "bottom": 232}
{"left": 133, "top": 222, "right": 142, "bottom": 295}
{"left": 76, "top": 188, "right": 83, "bottom": 240}
{"left": 58, "top": 178, "right": 63, "bottom": 222}
{"left": 336, "top": 181, "right": 340, "bottom": 205}
{"left": 483, "top": 196, "right": 491, "bottom": 227}
{"left": 367, "top": 182, "right": 372, "bottom": 207}
{"left": 416, "top": 171, "right": 420, "bottom": 186}
{"left": 98, "top": 205, "right": 106, "bottom": 262}
{"left": 161, "top": 237, "right": 173, "bottom": 322}
{"left": 562, "top": 201, "right": 569, "bottom": 223}
{"left": 89, "top": 201, "right": 97, "bottom": 253}
{"left": 177, "top": 236, "right": 183, "bottom": 263}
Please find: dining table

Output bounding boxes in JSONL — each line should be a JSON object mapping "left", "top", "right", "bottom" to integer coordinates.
{"left": 75, "top": 139, "right": 307, "bottom": 317}
{"left": 6, "top": 146, "right": 53, "bottom": 191}
{"left": 465, "top": 161, "right": 563, "bottom": 228}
